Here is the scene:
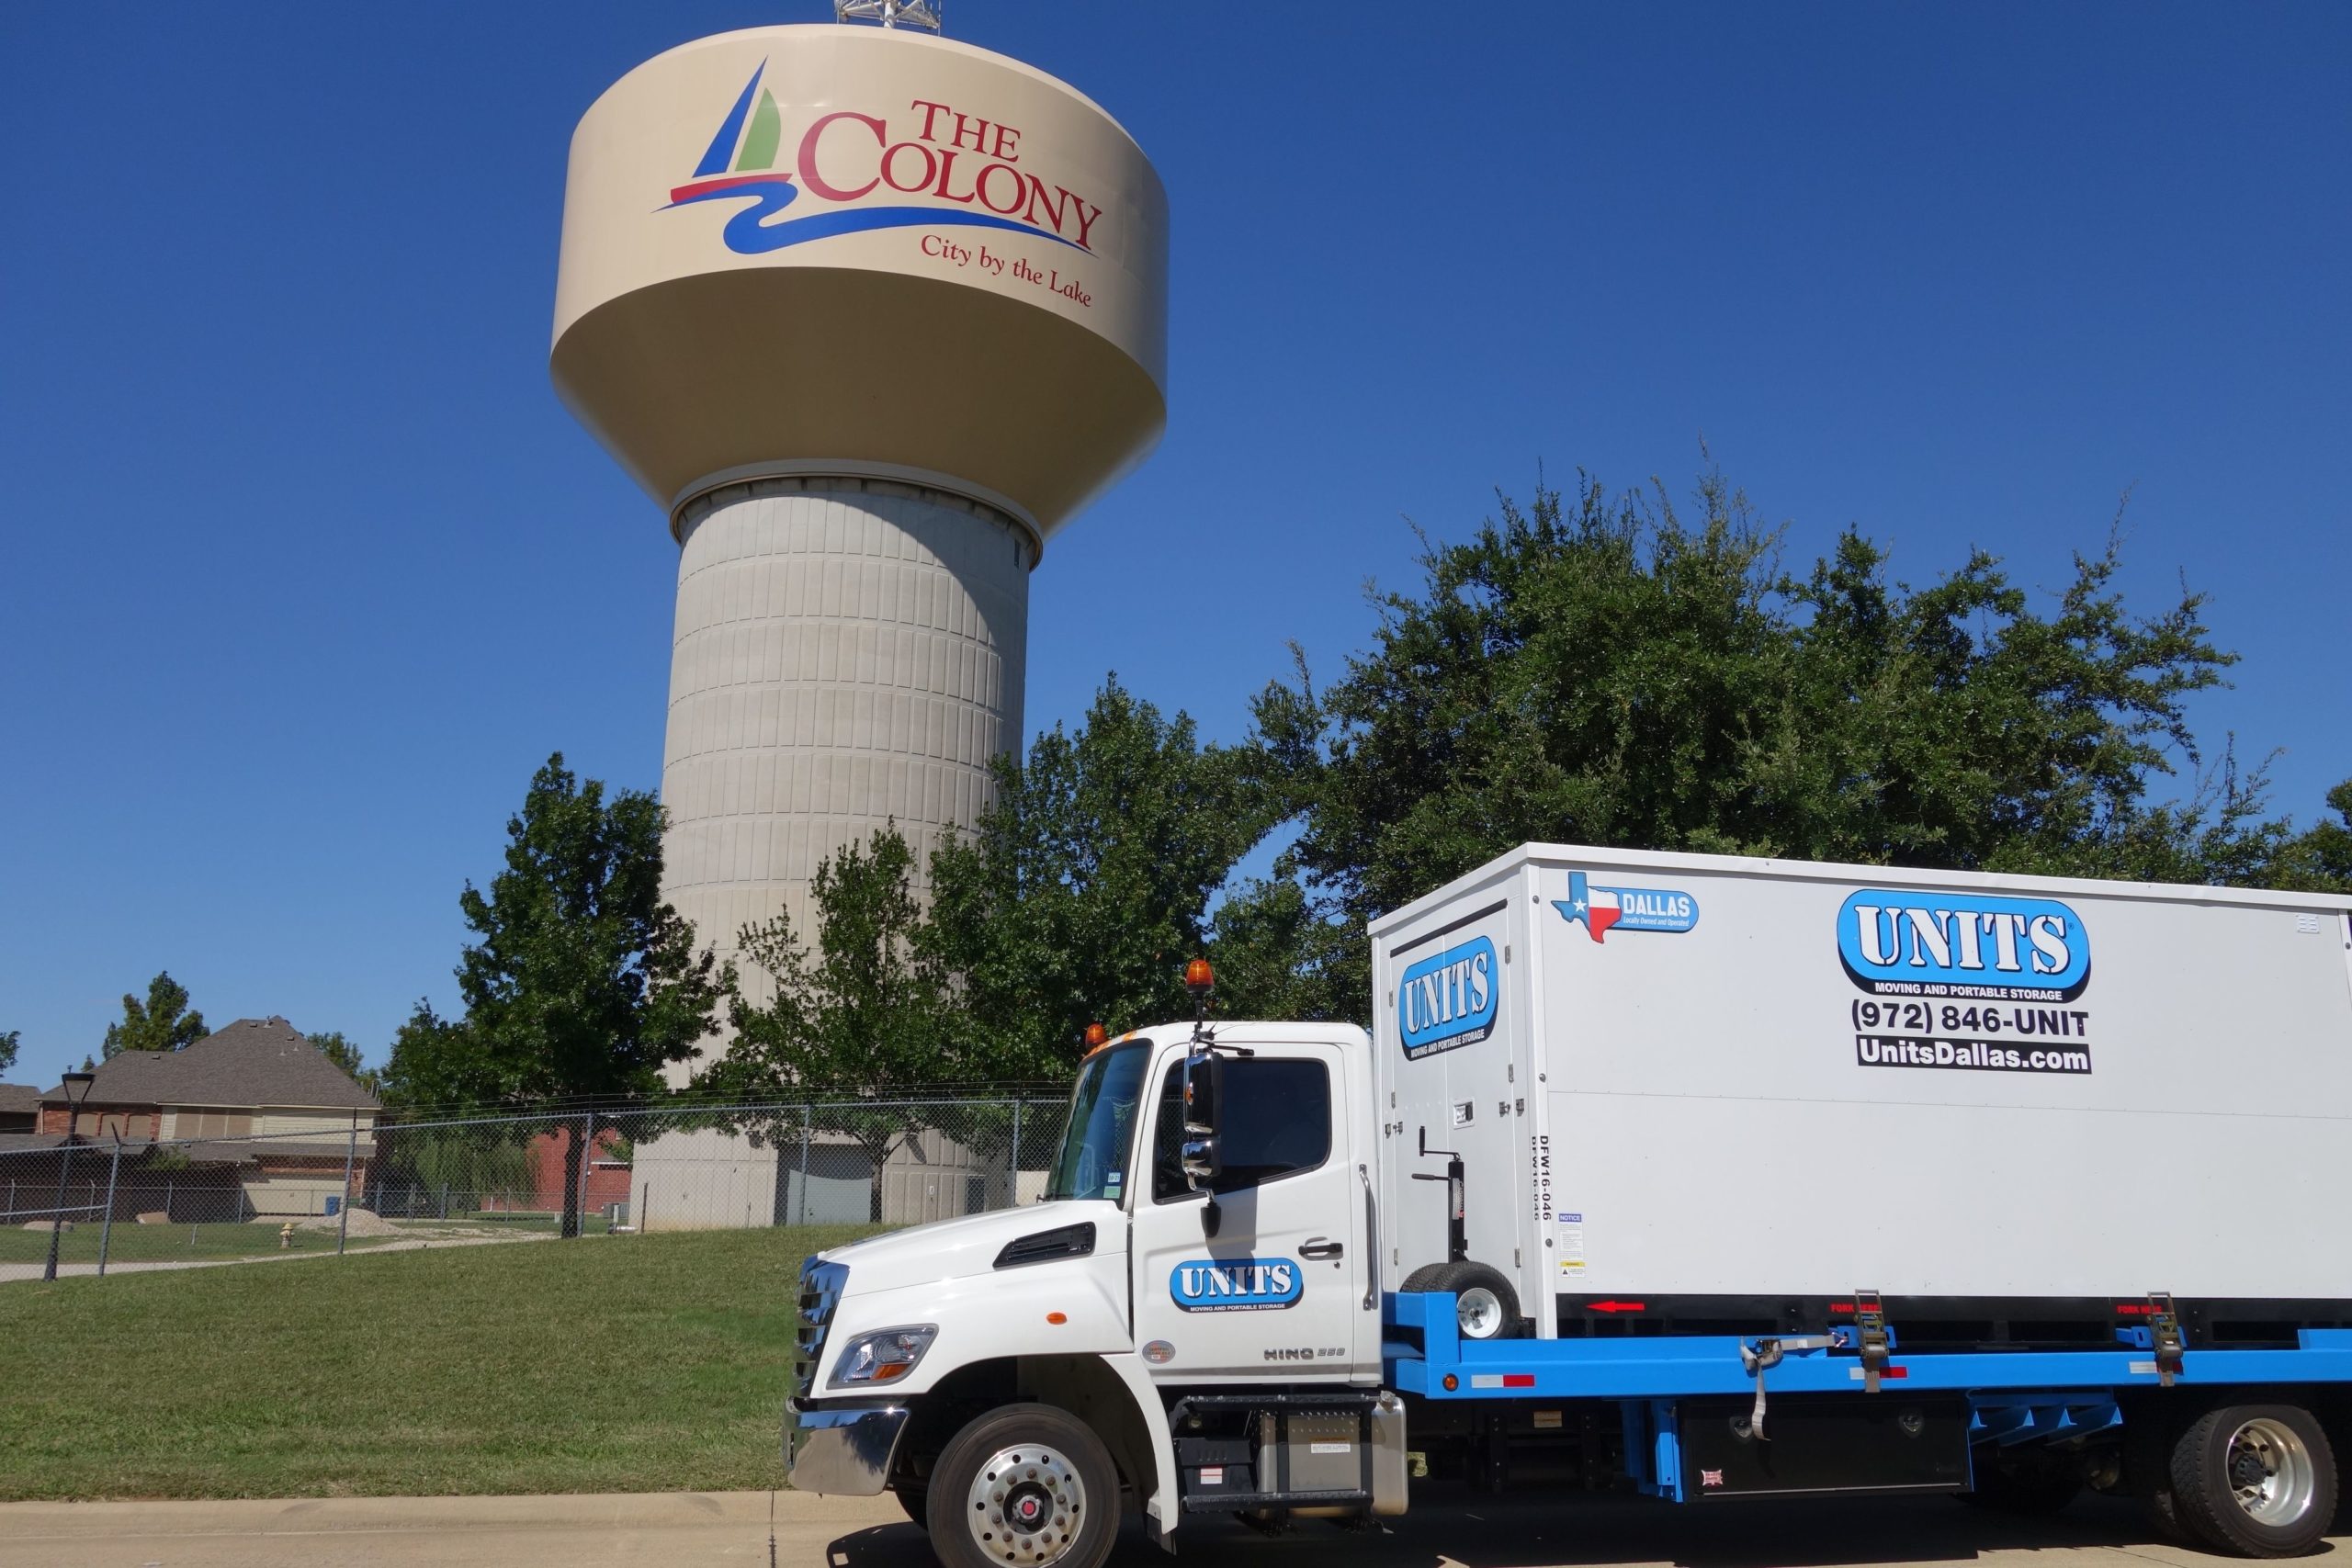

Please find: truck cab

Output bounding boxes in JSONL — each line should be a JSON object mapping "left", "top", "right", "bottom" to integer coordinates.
{"left": 786, "top": 1021, "right": 1396, "bottom": 1568}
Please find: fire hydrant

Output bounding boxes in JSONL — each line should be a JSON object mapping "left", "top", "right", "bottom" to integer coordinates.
{"left": 279, "top": 1223, "right": 295, "bottom": 1250}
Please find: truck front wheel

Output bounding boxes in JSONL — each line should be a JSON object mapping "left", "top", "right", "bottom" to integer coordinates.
{"left": 2168, "top": 1404, "right": 2337, "bottom": 1558}
{"left": 928, "top": 1403, "right": 1119, "bottom": 1568}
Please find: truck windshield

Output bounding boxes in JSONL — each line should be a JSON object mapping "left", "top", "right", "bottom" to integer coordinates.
{"left": 1045, "top": 1043, "right": 1150, "bottom": 1203}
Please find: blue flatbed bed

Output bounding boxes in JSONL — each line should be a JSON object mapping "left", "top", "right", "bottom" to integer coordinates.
{"left": 1385, "top": 1292, "right": 2352, "bottom": 1502}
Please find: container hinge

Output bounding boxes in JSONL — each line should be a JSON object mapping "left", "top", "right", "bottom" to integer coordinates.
{"left": 1854, "top": 1290, "right": 1890, "bottom": 1393}
{"left": 1738, "top": 1335, "right": 1837, "bottom": 1440}
{"left": 2148, "top": 1291, "right": 2184, "bottom": 1387}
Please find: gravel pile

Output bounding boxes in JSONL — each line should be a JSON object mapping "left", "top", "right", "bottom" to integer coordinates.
{"left": 293, "top": 1208, "right": 400, "bottom": 1236}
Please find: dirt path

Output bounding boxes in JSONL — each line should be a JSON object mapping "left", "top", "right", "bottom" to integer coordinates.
{"left": 0, "top": 1229, "right": 548, "bottom": 1285}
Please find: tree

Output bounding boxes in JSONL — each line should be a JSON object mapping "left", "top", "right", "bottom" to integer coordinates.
{"left": 925, "top": 678, "right": 1284, "bottom": 1078}
{"left": 2262, "top": 783, "right": 2352, "bottom": 892}
{"left": 0, "top": 1030, "right": 17, "bottom": 1076}
{"left": 306, "top": 1031, "right": 382, "bottom": 1098}
{"left": 102, "top": 973, "right": 207, "bottom": 1058}
{"left": 1254, "top": 469, "right": 2350, "bottom": 1013}
{"left": 379, "top": 754, "right": 728, "bottom": 1235}
{"left": 697, "top": 826, "right": 955, "bottom": 1221}
{"left": 378, "top": 1001, "right": 470, "bottom": 1113}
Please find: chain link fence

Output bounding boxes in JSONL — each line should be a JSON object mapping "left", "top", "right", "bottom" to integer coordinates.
{"left": 0, "top": 1093, "right": 1071, "bottom": 1281}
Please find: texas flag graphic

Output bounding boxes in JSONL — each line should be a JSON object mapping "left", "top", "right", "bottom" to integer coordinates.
{"left": 1553, "top": 871, "right": 1701, "bottom": 943}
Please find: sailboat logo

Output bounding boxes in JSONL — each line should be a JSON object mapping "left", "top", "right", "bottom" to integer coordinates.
{"left": 1554, "top": 871, "right": 1700, "bottom": 943}
{"left": 662, "top": 62, "right": 1102, "bottom": 259}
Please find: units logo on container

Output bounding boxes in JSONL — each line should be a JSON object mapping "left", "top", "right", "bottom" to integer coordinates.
{"left": 1169, "top": 1258, "right": 1302, "bottom": 1313}
{"left": 664, "top": 62, "right": 1104, "bottom": 260}
{"left": 1397, "top": 936, "right": 1498, "bottom": 1060}
{"left": 1552, "top": 871, "right": 1700, "bottom": 943}
{"left": 1837, "top": 890, "right": 2091, "bottom": 1001}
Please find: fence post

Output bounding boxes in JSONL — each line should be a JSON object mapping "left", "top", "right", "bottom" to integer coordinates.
{"left": 96, "top": 1137, "right": 123, "bottom": 1277}
{"left": 1009, "top": 1098, "right": 1023, "bottom": 1207}
{"left": 577, "top": 1111, "right": 593, "bottom": 1237}
{"left": 796, "top": 1104, "right": 813, "bottom": 1226}
{"left": 336, "top": 1111, "right": 358, "bottom": 1256}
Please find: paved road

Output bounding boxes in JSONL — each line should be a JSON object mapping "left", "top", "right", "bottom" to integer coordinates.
{"left": 0, "top": 1487, "right": 2334, "bottom": 1568}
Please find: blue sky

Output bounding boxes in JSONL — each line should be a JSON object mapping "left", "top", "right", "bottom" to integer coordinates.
{"left": 3, "top": 3, "right": 2345, "bottom": 1090}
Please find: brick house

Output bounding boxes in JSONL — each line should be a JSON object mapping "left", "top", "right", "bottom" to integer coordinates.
{"left": 0, "top": 1084, "right": 37, "bottom": 1135}
{"left": 32, "top": 1017, "right": 381, "bottom": 1220}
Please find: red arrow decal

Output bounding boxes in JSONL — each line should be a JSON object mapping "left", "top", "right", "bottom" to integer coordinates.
{"left": 1584, "top": 1300, "right": 1646, "bottom": 1314}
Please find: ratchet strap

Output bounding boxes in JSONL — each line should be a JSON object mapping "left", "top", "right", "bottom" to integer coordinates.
{"left": 1854, "top": 1290, "right": 1890, "bottom": 1393}
{"left": 2148, "top": 1291, "right": 2184, "bottom": 1387}
{"left": 1738, "top": 1335, "right": 1838, "bottom": 1441}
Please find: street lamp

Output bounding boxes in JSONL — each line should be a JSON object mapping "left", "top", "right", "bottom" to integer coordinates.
{"left": 42, "top": 1069, "right": 96, "bottom": 1284}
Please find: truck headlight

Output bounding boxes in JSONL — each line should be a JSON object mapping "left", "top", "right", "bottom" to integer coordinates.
{"left": 829, "top": 1325, "right": 937, "bottom": 1388}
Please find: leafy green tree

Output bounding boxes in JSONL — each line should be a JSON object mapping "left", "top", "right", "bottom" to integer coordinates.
{"left": 380, "top": 754, "right": 727, "bottom": 1235}
{"left": 305, "top": 1030, "right": 382, "bottom": 1098}
{"left": 697, "top": 826, "right": 953, "bottom": 1220}
{"left": 0, "top": 1030, "right": 17, "bottom": 1076}
{"left": 1255, "top": 470, "right": 2349, "bottom": 1012}
{"left": 2261, "top": 783, "right": 2352, "bottom": 892}
{"left": 377, "top": 1128, "right": 536, "bottom": 1219}
{"left": 102, "top": 972, "right": 207, "bottom": 1059}
{"left": 379, "top": 1001, "right": 469, "bottom": 1113}
{"left": 925, "top": 678, "right": 1283, "bottom": 1077}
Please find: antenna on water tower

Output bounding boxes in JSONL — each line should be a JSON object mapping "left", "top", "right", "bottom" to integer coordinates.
{"left": 835, "top": 0, "right": 943, "bottom": 30}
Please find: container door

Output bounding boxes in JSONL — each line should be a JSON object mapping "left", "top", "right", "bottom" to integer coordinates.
{"left": 1130, "top": 1041, "right": 1374, "bottom": 1383}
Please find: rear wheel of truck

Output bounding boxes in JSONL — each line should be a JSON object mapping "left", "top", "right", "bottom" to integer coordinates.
{"left": 1403, "top": 1260, "right": 1527, "bottom": 1339}
{"left": 2168, "top": 1404, "right": 2336, "bottom": 1558}
{"left": 929, "top": 1403, "right": 1118, "bottom": 1568}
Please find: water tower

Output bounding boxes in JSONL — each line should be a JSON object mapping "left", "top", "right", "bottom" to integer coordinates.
{"left": 552, "top": 12, "right": 1168, "bottom": 1030}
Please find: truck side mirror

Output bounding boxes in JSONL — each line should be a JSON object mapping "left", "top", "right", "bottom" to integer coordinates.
{"left": 1181, "top": 1046, "right": 1222, "bottom": 1190}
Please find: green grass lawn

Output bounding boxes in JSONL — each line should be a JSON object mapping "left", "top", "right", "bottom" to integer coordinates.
{"left": 0, "top": 1224, "right": 881, "bottom": 1500}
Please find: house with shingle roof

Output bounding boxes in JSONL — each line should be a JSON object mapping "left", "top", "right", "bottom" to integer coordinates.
{"left": 30, "top": 1017, "right": 380, "bottom": 1220}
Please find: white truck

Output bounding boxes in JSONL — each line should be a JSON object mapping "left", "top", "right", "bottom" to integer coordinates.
{"left": 786, "top": 844, "right": 2352, "bottom": 1565}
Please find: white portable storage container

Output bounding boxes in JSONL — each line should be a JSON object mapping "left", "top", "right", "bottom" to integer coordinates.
{"left": 1369, "top": 845, "right": 2352, "bottom": 1332}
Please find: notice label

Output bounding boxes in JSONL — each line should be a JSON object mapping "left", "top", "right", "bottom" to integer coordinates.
{"left": 1557, "top": 1212, "right": 1587, "bottom": 1276}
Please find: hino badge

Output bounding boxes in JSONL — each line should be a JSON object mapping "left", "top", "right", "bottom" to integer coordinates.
{"left": 786, "top": 843, "right": 2352, "bottom": 1565}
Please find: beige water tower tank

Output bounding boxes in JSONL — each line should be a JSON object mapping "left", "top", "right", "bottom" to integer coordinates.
{"left": 552, "top": 20, "right": 1168, "bottom": 1024}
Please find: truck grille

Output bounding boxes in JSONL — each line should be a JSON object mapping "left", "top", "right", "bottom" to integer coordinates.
{"left": 794, "top": 1258, "right": 848, "bottom": 1400}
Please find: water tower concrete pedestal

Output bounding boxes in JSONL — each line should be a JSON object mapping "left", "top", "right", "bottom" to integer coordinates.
{"left": 662, "top": 474, "right": 1031, "bottom": 977}
{"left": 551, "top": 23, "right": 1166, "bottom": 1181}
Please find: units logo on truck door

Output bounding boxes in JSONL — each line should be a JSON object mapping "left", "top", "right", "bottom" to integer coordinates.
{"left": 1553, "top": 871, "right": 1700, "bottom": 942}
{"left": 1397, "top": 936, "right": 1498, "bottom": 1059}
{"left": 1169, "top": 1258, "right": 1303, "bottom": 1312}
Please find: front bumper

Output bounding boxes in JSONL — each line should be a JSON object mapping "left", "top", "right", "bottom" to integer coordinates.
{"left": 785, "top": 1399, "right": 911, "bottom": 1495}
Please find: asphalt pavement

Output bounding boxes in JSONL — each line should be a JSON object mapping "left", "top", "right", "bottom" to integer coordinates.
{"left": 0, "top": 1486, "right": 2332, "bottom": 1568}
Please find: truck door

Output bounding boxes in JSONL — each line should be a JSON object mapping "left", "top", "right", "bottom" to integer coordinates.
{"left": 1130, "top": 1041, "right": 1374, "bottom": 1383}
